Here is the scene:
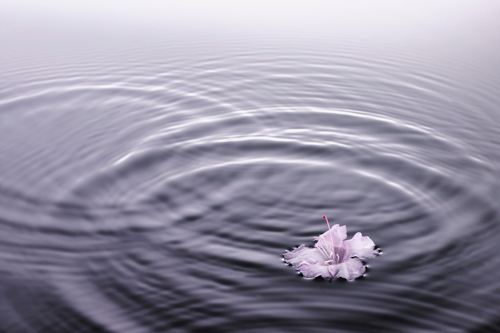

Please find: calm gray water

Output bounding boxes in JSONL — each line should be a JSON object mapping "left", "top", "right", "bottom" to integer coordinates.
{"left": 1, "top": 1, "right": 500, "bottom": 332}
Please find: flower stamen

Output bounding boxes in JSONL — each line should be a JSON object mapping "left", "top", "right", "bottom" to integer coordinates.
{"left": 323, "top": 215, "right": 336, "bottom": 255}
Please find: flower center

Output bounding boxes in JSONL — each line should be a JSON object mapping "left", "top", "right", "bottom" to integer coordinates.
{"left": 324, "top": 253, "right": 341, "bottom": 265}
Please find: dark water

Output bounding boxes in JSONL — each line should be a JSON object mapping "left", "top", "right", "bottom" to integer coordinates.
{"left": 2, "top": 2, "right": 500, "bottom": 332}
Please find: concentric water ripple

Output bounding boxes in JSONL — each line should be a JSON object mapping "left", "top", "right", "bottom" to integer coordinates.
{"left": 1, "top": 32, "right": 500, "bottom": 333}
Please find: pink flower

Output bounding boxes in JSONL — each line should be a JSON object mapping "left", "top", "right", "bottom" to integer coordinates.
{"left": 284, "top": 216, "right": 377, "bottom": 281}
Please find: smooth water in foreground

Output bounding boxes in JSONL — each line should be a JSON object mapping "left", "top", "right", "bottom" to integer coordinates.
{"left": 1, "top": 1, "right": 500, "bottom": 332}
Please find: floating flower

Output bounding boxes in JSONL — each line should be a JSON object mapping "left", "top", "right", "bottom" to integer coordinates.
{"left": 284, "top": 216, "right": 377, "bottom": 281}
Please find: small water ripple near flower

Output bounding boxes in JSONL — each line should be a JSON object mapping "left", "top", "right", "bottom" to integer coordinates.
{"left": 284, "top": 216, "right": 378, "bottom": 281}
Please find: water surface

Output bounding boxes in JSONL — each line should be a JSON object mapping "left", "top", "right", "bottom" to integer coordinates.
{"left": 1, "top": 1, "right": 500, "bottom": 332}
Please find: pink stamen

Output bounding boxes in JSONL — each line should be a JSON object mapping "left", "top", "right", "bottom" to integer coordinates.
{"left": 323, "top": 215, "right": 335, "bottom": 254}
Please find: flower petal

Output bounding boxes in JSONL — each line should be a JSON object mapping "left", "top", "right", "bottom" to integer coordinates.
{"left": 298, "top": 262, "right": 331, "bottom": 279}
{"left": 329, "top": 257, "right": 366, "bottom": 280}
{"left": 315, "top": 224, "right": 347, "bottom": 248}
{"left": 343, "top": 232, "right": 377, "bottom": 259}
{"left": 284, "top": 245, "right": 325, "bottom": 267}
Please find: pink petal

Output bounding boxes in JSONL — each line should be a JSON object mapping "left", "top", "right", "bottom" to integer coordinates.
{"left": 343, "top": 232, "right": 377, "bottom": 259}
{"left": 298, "top": 262, "right": 331, "bottom": 279}
{"left": 284, "top": 245, "right": 325, "bottom": 267}
{"left": 329, "top": 257, "right": 366, "bottom": 280}
{"left": 315, "top": 224, "right": 347, "bottom": 248}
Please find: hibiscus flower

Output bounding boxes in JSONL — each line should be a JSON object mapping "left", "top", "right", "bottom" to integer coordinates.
{"left": 284, "top": 216, "right": 378, "bottom": 281}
